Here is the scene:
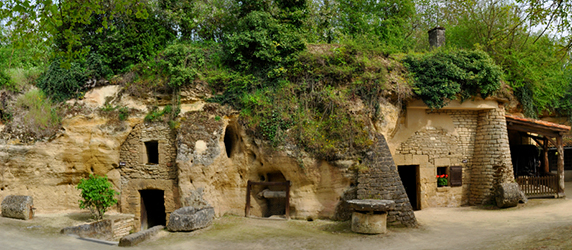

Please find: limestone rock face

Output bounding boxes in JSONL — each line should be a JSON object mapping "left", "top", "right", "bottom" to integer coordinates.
{"left": 0, "top": 113, "right": 141, "bottom": 211}
{"left": 1, "top": 195, "right": 34, "bottom": 220}
{"left": 167, "top": 206, "right": 215, "bottom": 232}
{"left": 176, "top": 112, "right": 356, "bottom": 220}
{"left": 0, "top": 85, "right": 413, "bottom": 224}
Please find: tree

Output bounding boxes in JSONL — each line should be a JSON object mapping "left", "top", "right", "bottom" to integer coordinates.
{"left": 77, "top": 174, "right": 118, "bottom": 220}
{"left": 224, "top": 0, "right": 306, "bottom": 77}
{"left": 0, "top": 0, "right": 148, "bottom": 60}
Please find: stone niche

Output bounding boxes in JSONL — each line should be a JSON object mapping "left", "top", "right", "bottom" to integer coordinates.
{"left": 118, "top": 122, "right": 180, "bottom": 231}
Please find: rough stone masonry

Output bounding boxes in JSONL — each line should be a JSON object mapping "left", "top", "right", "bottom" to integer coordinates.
{"left": 357, "top": 135, "right": 418, "bottom": 227}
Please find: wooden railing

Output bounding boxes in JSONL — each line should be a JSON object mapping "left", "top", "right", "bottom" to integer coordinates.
{"left": 515, "top": 175, "right": 558, "bottom": 197}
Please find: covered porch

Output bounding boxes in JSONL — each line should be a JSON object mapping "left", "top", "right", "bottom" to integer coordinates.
{"left": 506, "top": 114, "right": 571, "bottom": 198}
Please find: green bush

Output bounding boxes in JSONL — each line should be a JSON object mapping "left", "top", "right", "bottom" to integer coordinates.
{"left": 157, "top": 44, "right": 206, "bottom": 88}
{"left": 145, "top": 105, "right": 179, "bottom": 122}
{"left": 13, "top": 89, "right": 61, "bottom": 139}
{"left": 37, "top": 53, "right": 113, "bottom": 102}
{"left": 224, "top": 10, "right": 306, "bottom": 78}
{"left": 36, "top": 59, "right": 86, "bottom": 102}
{"left": 404, "top": 49, "right": 502, "bottom": 110}
{"left": 0, "top": 70, "right": 16, "bottom": 91}
{"left": 77, "top": 174, "right": 118, "bottom": 221}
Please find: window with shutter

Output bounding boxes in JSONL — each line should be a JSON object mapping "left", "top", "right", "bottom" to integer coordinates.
{"left": 450, "top": 166, "right": 462, "bottom": 187}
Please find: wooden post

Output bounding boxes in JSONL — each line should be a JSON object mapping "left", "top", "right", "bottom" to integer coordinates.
{"left": 543, "top": 137, "right": 549, "bottom": 174}
{"left": 245, "top": 180, "right": 251, "bottom": 217}
{"left": 285, "top": 181, "right": 290, "bottom": 219}
{"left": 557, "top": 135, "right": 566, "bottom": 198}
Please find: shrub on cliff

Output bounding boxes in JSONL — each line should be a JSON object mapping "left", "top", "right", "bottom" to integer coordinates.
{"left": 404, "top": 49, "right": 502, "bottom": 110}
{"left": 77, "top": 175, "right": 118, "bottom": 220}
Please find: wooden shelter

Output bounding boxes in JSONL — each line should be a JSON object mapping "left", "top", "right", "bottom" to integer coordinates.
{"left": 506, "top": 114, "right": 571, "bottom": 197}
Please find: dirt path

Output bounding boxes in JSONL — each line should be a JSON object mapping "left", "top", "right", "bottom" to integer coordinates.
{"left": 2, "top": 184, "right": 572, "bottom": 250}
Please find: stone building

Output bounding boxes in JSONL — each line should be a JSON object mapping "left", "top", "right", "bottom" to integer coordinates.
{"left": 388, "top": 98, "right": 515, "bottom": 208}
{"left": 118, "top": 122, "right": 180, "bottom": 231}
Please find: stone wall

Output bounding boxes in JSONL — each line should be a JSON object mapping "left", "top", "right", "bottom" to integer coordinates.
{"left": 119, "top": 123, "right": 177, "bottom": 180}
{"left": 395, "top": 110, "right": 477, "bottom": 207}
{"left": 357, "top": 135, "right": 417, "bottom": 227}
{"left": 118, "top": 122, "right": 179, "bottom": 231}
{"left": 391, "top": 100, "right": 515, "bottom": 208}
{"left": 469, "top": 106, "right": 514, "bottom": 205}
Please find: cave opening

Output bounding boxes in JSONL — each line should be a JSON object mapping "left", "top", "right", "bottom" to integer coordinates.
{"left": 139, "top": 189, "right": 166, "bottom": 230}
{"left": 224, "top": 126, "right": 237, "bottom": 158}
{"left": 264, "top": 172, "right": 287, "bottom": 217}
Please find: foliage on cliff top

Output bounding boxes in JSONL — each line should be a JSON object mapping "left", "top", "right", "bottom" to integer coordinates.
{"left": 404, "top": 49, "right": 503, "bottom": 110}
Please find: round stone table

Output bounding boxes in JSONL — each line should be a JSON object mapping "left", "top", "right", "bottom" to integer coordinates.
{"left": 347, "top": 199, "right": 395, "bottom": 234}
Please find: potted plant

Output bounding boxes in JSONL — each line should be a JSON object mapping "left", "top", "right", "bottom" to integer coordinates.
{"left": 437, "top": 174, "right": 448, "bottom": 187}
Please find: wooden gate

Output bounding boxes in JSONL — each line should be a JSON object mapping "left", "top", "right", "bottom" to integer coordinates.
{"left": 515, "top": 175, "right": 558, "bottom": 197}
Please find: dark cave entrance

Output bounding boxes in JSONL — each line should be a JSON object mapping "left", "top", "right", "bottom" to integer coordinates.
{"left": 224, "top": 125, "right": 238, "bottom": 158}
{"left": 264, "top": 172, "right": 287, "bottom": 217}
{"left": 139, "top": 189, "right": 166, "bottom": 230}
{"left": 398, "top": 165, "right": 420, "bottom": 210}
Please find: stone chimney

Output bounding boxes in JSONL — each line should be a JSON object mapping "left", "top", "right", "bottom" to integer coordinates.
{"left": 428, "top": 27, "right": 445, "bottom": 48}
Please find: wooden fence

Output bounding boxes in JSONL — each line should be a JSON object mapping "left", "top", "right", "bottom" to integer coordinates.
{"left": 515, "top": 175, "right": 558, "bottom": 197}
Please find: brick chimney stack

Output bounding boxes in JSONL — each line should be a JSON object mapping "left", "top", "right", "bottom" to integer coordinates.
{"left": 428, "top": 27, "right": 445, "bottom": 48}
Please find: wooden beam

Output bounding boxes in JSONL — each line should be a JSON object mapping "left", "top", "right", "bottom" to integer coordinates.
{"left": 531, "top": 136, "right": 544, "bottom": 147}
{"left": 544, "top": 138, "right": 549, "bottom": 174}
{"left": 557, "top": 136, "right": 566, "bottom": 198}
{"left": 285, "top": 181, "right": 290, "bottom": 219}
{"left": 506, "top": 118, "right": 570, "bottom": 133}
{"left": 245, "top": 181, "right": 251, "bottom": 217}
{"left": 507, "top": 124, "right": 561, "bottom": 138}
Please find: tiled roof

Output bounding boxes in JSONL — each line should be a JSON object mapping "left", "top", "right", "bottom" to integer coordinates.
{"left": 505, "top": 114, "right": 571, "bottom": 132}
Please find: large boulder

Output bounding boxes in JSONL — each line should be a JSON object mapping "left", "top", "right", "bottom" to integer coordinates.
{"left": 167, "top": 206, "right": 214, "bottom": 232}
{"left": 1, "top": 195, "right": 34, "bottom": 220}
{"left": 496, "top": 183, "right": 522, "bottom": 208}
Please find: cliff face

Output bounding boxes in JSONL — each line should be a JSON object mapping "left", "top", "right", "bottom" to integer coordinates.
{"left": 0, "top": 85, "right": 410, "bottom": 224}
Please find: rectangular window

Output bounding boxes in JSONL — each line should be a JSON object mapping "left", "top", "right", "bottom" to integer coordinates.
{"left": 437, "top": 167, "right": 449, "bottom": 187}
{"left": 145, "top": 141, "right": 159, "bottom": 164}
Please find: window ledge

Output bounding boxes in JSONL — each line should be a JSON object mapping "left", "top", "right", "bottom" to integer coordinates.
{"left": 436, "top": 186, "right": 451, "bottom": 192}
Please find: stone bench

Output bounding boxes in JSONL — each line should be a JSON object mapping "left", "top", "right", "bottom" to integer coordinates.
{"left": 347, "top": 199, "right": 395, "bottom": 234}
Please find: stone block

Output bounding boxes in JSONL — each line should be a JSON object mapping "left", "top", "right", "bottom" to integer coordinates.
{"left": 1, "top": 195, "right": 34, "bottom": 220}
{"left": 119, "top": 225, "right": 164, "bottom": 247}
{"left": 413, "top": 155, "right": 429, "bottom": 165}
{"left": 434, "top": 158, "right": 450, "bottom": 167}
{"left": 351, "top": 211, "right": 387, "bottom": 234}
{"left": 495, "top": 183, "right": 521, "bottom": 208}
{"left": 167, "top": 206, "right": 214, "bottom": 232}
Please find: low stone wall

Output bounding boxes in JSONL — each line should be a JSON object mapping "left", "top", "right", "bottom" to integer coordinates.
{"left": 61, "top": 216, "right": 135, "bottom": 241}
{"left": 112, "top": 217, "right": 135, "bottom": 240}
{"left": 119, "top": 225, "right": 164, "bottom": 247}
{"left": 61, "top": 220, "right": 113, "bottom": 240}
